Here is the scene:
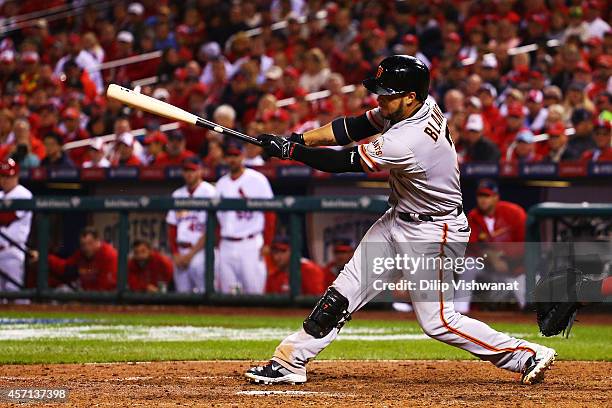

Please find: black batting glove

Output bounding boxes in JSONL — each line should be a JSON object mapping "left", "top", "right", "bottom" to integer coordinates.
{"left": 258, "top": 134, "right": 294, "bottom": 160}
{"left": 287, "top": 132, "right": 305, "bottom": 145}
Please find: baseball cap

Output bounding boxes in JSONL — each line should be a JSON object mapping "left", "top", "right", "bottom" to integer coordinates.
{"left": 117, "top": 31, "right": 134, "bottom": 44}
{"left": 526, "top": 90, "right": 543, "bottom": 104}
{"left": 507, "top": 103, "right": 525, "bottom": 117}
{"left": 594, "top": 118, "right": 611, "bottom": 130}
{"left": 547, "top": 122, "right": 566, "bottom": 137}
{"left": 265, "top": 66, "right": 283, "bottom": 81}
{"left": 271, "top": 236, "right": 290, "bottom": 251}
{"left": 223, "top": 140, "right": 244, "bottom": 156}
{"left": 182, "top": 156, "right": 202, "bottom": 171}
{"left": 466, "top": 114, "right": 484, "bottom": 132}
{"left": 467, "top": 96, "right": 482, "bottom": 110}
{"left": 402, "top": 34, "right": 419, "bottom": 45}
{"left": 478, "top": 83, "right": 498, "bottom": 98}
{"left": 127, "top": 2, "right": 144, "bottom": 15}
{"left": 515, "top": 129, "right": 534, "bottom": 143}
{"left": 575, "top": 61, "right": 591, "bottom": 73}
{"left": 476, "top": 178, "right": 499, "bottom": 196}
{"left": 152, "top": 87, "right": 170, "bottom": 100}
{"left": 482, "top": 54, "right": 498, "bottom": 69}
{"left": 571, "top": 108, "right": 593, "bottom": 125}
{"left": 543, "top": 86, "right": 562, "bottom": 101}
{"left": 0, "top": 50, "right": 15, "bottom": 63}
{"left": 144, "top": 130, "right": 168, "bottom": 145}
{"left": 62, "top": 107, "right": 79, "bottom": 120}
{"left": 200, "top": 42, "right": 221, "bottom": 59}
{"left": 167, "top": 130, "right": 185, "bottom": 141}
{"left": 21, "top": 51, "right": 39, "bottom": 63}
{"left": 333, "top": 238, "right": 353, "bottom": 252}
{"left": 283, "top": 67, "right": 300, "bottom": 79}
{"left": 116, "top": 132, "right": 134, "bottom": 146}
{"left": 447, "top": 32, "right": 461, "bottom": 43}
{"left": 0, "top": 158, "right": 19, "bottom": 177}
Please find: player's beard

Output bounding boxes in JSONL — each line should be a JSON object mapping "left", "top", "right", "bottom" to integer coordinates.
{"left": 381, "top": 101, "right": 406, "bottom": 124}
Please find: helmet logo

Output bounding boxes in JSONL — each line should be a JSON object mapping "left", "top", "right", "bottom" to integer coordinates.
{"left": 376, "top": 66, "right": 383, "bottom": 79}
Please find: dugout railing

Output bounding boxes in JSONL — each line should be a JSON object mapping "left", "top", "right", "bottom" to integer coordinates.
{"left": 525, "top": 202, "right": 612, "bottom": 304}
{"left": 0, "top": 196, "right": 389, "bottom": 305}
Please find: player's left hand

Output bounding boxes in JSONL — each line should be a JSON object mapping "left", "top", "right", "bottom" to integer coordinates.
{"left": 258, "top": 134, "right": 293, "bottom": 160}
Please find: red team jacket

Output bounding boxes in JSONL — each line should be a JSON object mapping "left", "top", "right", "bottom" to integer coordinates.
{"left": 468, "top": 201, "right": 527, "bottom": 269}
{"left": 265, "top": 258, "right": 326, "bottom": 296}
{"left": 48, "top": 242, "right": 118, "bottom": 291}
{"left": 127, "top": 251, "right": 173, "bottom": 291}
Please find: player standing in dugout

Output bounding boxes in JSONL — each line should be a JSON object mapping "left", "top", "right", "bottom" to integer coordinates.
{"left": 246, "top": 55, "right": 556, "bottom": 386}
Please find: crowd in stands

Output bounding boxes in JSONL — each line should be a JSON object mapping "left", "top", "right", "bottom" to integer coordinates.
{"left": 0, "top": 0, "right": 610, "bottom": 173}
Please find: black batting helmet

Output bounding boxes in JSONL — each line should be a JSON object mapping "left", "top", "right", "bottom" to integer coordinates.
{"left": 362, "top": 55, "right": 430, "bottom": 102}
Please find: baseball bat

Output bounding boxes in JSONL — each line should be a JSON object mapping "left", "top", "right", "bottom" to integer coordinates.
{"left": 106, "top": 84, "right": 262, "bottom": 146}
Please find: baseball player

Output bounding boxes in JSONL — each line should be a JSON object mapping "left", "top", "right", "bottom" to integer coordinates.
{"left": 0, "top": 158, "right": 33, "bottom": 292}
{"left": 166, "top": 157, "right": 216, "bottom": 293}
{"left": 215, "top": 140, "right": 275, "bottom": 294}
{"left": 247, "top": 55, "right": 556, "bottom": 385}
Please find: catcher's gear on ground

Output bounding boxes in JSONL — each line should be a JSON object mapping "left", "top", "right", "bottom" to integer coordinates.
{"left": 534, "top": 267, "right": 603, "bottom": 337}
{"left": 362, "top": 55, "right": 430, "bottom": 101}
{"left": 303, "top": 287, "right": 352, "bottom": 338}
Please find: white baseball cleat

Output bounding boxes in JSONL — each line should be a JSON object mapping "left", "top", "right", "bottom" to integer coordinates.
{"left": 245, "top": 361, "right": 307, "bottom": 385}
{"left": 521, "top": 345, "right": 557, "bottom": 385}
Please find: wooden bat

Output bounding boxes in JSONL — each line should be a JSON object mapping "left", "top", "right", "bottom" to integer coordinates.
{"left": 106, "top": 84, "right": 262, "bottom": 146}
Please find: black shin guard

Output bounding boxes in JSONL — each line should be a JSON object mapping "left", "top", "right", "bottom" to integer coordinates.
{"left": 303, "top": 287, "right": 352, "bottom": 338}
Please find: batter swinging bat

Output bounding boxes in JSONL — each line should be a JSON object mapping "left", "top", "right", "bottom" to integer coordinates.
{"left": 106, "top": 84, "right": 262, "bottom": 146}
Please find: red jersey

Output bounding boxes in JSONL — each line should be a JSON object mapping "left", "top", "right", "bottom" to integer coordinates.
{"left": 468, "top": 200, "right": 526, "bottom": 261}
{"left": 580, "top": 148, "right": 612, "bottom": 162}
{"left": 127, "top": 251, "right": 173, "bottom": 291}
{"left": 154, "top": 150, "right": 196, "bottom": 166}
{"left": 265, "top": 258, "right": 325, "bottom": 295}
{"left": 322, "top": 261, "right": 341, "bottom": 288}
{"left": 49, "top": 242, "right": 118, "bottom": 291}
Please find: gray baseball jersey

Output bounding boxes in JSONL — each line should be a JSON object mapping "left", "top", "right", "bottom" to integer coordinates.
{"left": 358, "top": 96, "right": 462, "bottom": 214}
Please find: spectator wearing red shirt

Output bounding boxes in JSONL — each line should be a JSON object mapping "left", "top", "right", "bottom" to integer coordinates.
{"left": 469, "top": 179, "right": 526, "bottom": 247}
{"left": 48, "top": 227, "right": 117, "bottom": 291}
{"left": 331, "top": 42, "right": 372, "bottom": 86}
{"left": 495, "top": 103, "right": 525, "bottom": 150}
{"left": 60, "top": 107, "right": 89, "bottom": 165}
{"left": 128, "top": 239, "right": 173, "bottom": 292}
{"left": 265, "top": 238, "right": 325, "bottom": 296}
{"left": 154, "top": 130, "right": 195, "bottom": 166}
{"left": 112, "top": 132, "right": 141, "bottom": 166}
{"left": 581, "top": 119, "right": 612, "bottom": 162}
{"left": 505, "top": 129, "right": 542, "bottom": 163}
{"left": 142, "top": 131, "right": 167, "bottom": 165}
{"left": 477, "top": 84, "right": 503, "bottom": 132}
{"left": 322, "top": 239, "right": 354, "bottom": 288}
{"left": 464, "top": 179, "right": 528, "bottom": 310}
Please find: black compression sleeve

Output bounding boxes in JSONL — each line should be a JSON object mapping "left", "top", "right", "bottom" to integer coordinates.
{"left": 290, "top": 144, "right": 364, "bottom": 173}
{"left": 332, "top": 113, "right": 380, "bottom": 146}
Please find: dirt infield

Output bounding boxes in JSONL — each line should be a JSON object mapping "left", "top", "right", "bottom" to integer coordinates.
{"left": 1, "top": 360, "right": 610, "bottom": 407}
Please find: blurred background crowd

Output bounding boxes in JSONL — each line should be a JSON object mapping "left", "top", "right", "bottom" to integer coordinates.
{"left": 0, "top": 0, "right": 610, "bottom": 172}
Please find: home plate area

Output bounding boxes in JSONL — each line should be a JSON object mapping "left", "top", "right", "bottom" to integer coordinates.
{"left": 1, "top": 360, "right": 609, "bottom": 407}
